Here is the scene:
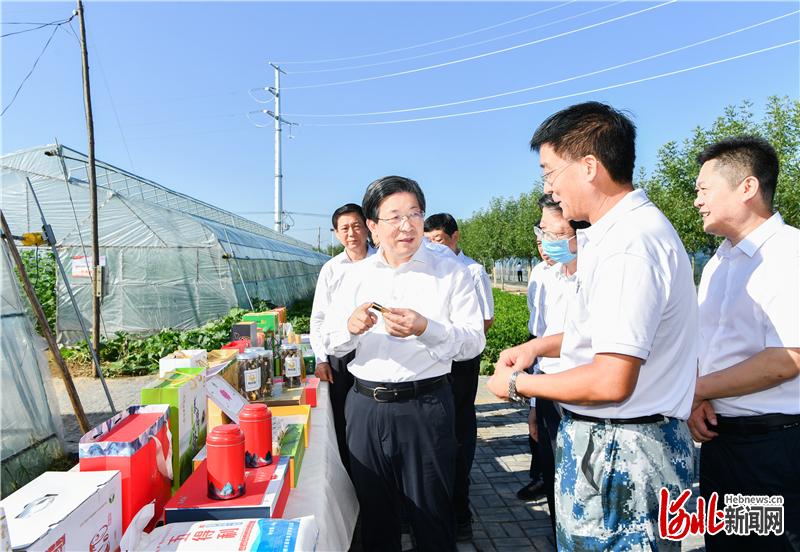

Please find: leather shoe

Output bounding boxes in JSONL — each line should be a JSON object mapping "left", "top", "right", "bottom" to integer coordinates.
{"left": 516, "top": 479, "right": 545, "bottom": 500}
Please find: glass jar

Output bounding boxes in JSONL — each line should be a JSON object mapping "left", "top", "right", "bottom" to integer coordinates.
{"left": 280, "top": 344, "right": 304, "bottom": 389}
{"left": 244, "top": 346, "right": 274, "bottom": 399}
{"left": 237, "top": 352, "right": 260, "bottom": 401}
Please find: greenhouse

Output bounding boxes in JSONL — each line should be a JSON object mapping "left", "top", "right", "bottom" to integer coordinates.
{"left": 0, "top": 144, "right": 328, "bottom": 342}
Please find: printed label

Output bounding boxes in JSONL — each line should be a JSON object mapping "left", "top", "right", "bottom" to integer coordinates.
{"left": 284, "top": 358, "right": 300, "bottom": 377}
{"left": 244, "top": 368, "right": 261, "bottom": 392}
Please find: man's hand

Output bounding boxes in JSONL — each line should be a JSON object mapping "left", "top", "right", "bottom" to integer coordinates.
{"left": 382, "top": 307, "right": 427, "bottom": 338}
{"left": 486, "top": 362, "right": 522, "bottom": 400}
{"left": 315, "top": 362, "right": 333, "bottom": 383}
{"left": 348, "top": 303, "right": 378, "bottom": 335}
{"left": 687, "top": 400, "right": 719, "bottom": 442}
{"left": 528, "top": 408, "right": 538, "bottom": 442}
{"left": 497, "top": 342, "right": 537, "bottom": 372}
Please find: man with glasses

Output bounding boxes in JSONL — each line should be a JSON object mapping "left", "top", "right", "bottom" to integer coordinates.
{"left": 322, "top": 176, "right": 485, "bottom": 551}
{"left": 487, "top": 102, "right": 697, "bottom": 550}
{"left": 424, "top": 212, "right": 494, "bottom": 541}
{"left": 309, "top": 203, "right": 375, "bottom": 476}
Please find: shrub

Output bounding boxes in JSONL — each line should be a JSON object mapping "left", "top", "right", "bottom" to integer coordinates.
{"left": 481, "top": 289, "right": 530, "bottom": 375}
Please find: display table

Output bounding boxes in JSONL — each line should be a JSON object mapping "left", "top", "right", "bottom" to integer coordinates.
{"left": 282, "top": 381, "right": 359, "bottom": 551}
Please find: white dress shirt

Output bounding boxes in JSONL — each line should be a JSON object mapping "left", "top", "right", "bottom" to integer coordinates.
{"left": 527, "top": 261, "right": 555, "bottom": 337}
{"left": 559, "top": 189, "right": 698, "bottom": 419}
{"left": 321, "top": 244, "right": 485, "bottom": 382}
{"left": 537, "top": 264, "right": 577, "bottom": 374}
{"left": 458, "top": 251, "right": 494, "bottom": 321}
{"left": 309, "top": 246, "right": 376, "bottom": 364}
{"left": 698, "top": 213, "right": 800, "bottom": 416}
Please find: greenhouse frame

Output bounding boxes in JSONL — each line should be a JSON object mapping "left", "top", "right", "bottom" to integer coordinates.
{"left": 1, "top": 144, "right": 329, "bottom": 342}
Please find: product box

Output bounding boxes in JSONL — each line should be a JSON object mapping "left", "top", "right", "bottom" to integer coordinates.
{"left": 79, "top": 404, "right": 171, "bottom": 532}
{"left": 1, "top": 471, "right": 122, "bottom": 552}
{"left": 279, "top": 424, "right": 306, "bottom": 488}
{"left": 221, "top": 339, "right": 250, "bottom": 354}
{"left": 242, "top": 311, "right": 280, "bottom": 333}
{"left": 271, "top": 405, "right": 311, "bottom": 448}
{"left": 205, "top": 375, "right": 248, "bottom": 432}
{"left": 141, "top": 368, "right": 207, "bottom": 491}
{"left": 121, "top": 513, "right": 318, "bottom": 552}
{"left": 270, "top": 307, "right": 287, "bottom": 324}
{"left": 302, "top": 377, "right": 320, "bottom": 408}
{"left": 159, "top": 349, "right": 208, "bottom": 379}
{"left": 192, "top": 445, "right": 207, "bottom": 472}
{"left": 265, "top": 385, "right": 306, "bottom": 408}
{"left": 165, "top": 456, "right": 290, "bottom": 523}
{"left": 231, "top": 322, "right": 258, "bottom": 345}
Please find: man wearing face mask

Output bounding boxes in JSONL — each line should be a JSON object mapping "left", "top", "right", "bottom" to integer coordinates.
{"left": 530, "top": 193, "right": 588, "bottom": 537}
{"left": 309, "top": 203, "right": 375, "bottom": 475}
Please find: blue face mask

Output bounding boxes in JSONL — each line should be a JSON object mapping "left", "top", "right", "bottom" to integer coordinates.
{"left": 541, "top": 237, "right": 576, "bottom": 264}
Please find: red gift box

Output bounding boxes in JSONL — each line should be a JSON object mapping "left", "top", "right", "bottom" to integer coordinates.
{"left": 79, "top": 404, "right": 172, "bottom": 532}
{"left": 221, "top": 339, "right": 250, "bottom": 353}
{"left": 164, "top": 455, "right": 290, "bottom": 524}
{"left": 303, "top": 377, "right": 320, "bottom": 407}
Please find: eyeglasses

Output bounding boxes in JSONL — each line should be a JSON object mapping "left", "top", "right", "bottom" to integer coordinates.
{"left": 377, "top": 210, "right": 425, "bottom": 228}
{"left": 541, "top": 162, "right": 574, "bottom": 185}
{"left": 534, "top": 226, "right": 575, "bottom": 242}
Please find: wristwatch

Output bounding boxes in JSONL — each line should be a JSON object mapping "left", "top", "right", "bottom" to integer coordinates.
{"left": 508, "top": 370, "right": 524, "bottom": 403}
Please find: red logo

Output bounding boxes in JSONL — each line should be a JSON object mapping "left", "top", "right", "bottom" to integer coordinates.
{"left": 659, "top": 488, "right": 725, "bottom": 540}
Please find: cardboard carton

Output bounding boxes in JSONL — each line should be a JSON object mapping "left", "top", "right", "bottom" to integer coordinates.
{"left": 271, "top": 405, "right": 311, "bottom": 448}
{"left": 241, "top": 312, "right": 279, "bottom": 333}
{"left": 2, "top": 471, "right": 122, "bottom": 551}
{"left": 141, "top": 368, "right": 207, "bottom": 491}
{"left": 302, "top": 377, "right": 320, "bottom": 408}
{"left": 159, "top": 349, "right": 207, "bottom": 378}
{"left": 205, "top": 375, "right": 248, "bottom": 433}
{"left": 279, "top": 424, "right": 306, "bottom": 488}
{"left": 165, "top": 457, "right": 290, "bottom": 523}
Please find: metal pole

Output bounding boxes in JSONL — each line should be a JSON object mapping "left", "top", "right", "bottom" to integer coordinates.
{"left": 76, "top": 0, "right": 101, "bottom": 355}
{"left": 26, "top": 178, "right": 116, "bottom": 414}
{"left": 272, "top": 63, "right": 283, "bottom": 234}
{"left": 0, "top": 211, "right": 92, "bottom": 433}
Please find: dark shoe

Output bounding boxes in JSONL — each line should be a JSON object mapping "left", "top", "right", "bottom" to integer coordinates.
{"left": 516, "top": 479, "right": 545, "bottom": 500}
{"left": 456, "top": 520, "right": 473, "bottom": 542}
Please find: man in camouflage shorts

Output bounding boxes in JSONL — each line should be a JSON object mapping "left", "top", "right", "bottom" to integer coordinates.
{"left": 488, "top": 102, "right": 697, "bottom": 549}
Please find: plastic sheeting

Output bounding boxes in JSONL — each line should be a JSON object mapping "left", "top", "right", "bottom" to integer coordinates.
{"left": 1, "top": 145, "right": 328, "bottom": 341}
{"left": 0, "top": 239, "right": 65, "bottom": 496}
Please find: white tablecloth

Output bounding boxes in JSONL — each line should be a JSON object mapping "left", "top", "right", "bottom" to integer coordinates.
{"left": 282, "top": 381, "right": 359, "bottom": 551}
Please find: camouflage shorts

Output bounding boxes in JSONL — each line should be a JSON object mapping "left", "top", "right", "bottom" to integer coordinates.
{"left": 555, "top": 413, "right": 695, "bottom": 551}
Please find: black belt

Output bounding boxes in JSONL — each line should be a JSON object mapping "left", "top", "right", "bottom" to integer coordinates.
{"left": 712, "top": 413, "right": 800, "bottom": 436}
{"left": 354, "top": 376, "right": 448, "bottom": 403}
{"left": 564, "top": 408, "right": 665, "bottom": 425}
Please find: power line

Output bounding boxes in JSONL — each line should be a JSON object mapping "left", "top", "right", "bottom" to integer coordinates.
{"left": 298, "top": 40, "right": 799, "bottom": 127}
{"left": 284, "top": 10, "right": 799, "bottom": 119}
{"left": 282, "top": 1, "right": 677, "bottom": 91}
{"left": 273, "top": 0, "right": 578, "bottom": 65}
{"left": 2, "top": 23, "right": 63, "bottom": 116}
{"left": 1, "top": 15, "right": 73, "bottom": 38}
{"left": 288, "top": 1, "right": 624, "bottom": 75}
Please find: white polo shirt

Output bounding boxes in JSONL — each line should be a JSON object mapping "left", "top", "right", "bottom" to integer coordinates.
{"left": 322, "top": 243, "right": 485, "bottom": 382}
{"left": 458, "top": 251, "right": 494, "bottom": 322}
{"left": 309, "top": 246, "right": 375, "bottom": 364}
{"left": 559, "top": 189, "right": 698, "bottom": 419}
{"left": 538, "top": 265, "right": 577, "bottom": 374}
{"left": 698, "top": 213, "right": 800, "bottom": 416}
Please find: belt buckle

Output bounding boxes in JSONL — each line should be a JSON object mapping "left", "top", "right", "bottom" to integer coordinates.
{"left": 373, "top": 386, "right": 390, "bottom": 402}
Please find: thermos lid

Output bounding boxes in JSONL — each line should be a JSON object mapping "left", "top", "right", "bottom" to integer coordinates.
{"left": 239, "top": 403, "right": 271, "bottom": 421}
{"left": 207, "top": 424, "right": 244, "bottom": 445}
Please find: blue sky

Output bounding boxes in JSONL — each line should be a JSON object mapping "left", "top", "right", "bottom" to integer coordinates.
{"left": 2, "top": 1, "right": 798, "bottom": 247}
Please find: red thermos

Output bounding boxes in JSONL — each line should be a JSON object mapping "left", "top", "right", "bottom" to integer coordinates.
{"left": 206, "top": 424, "right": 246, "bottom": 500}
{"left": 239, "top": 403, "right": 273, "bottom": 468}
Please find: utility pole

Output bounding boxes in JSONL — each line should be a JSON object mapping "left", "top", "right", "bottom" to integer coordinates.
{"left": 265, "top": 63, "right": 296, "bottom": 234}
{"left": 76, "top": 0, "right": 101, "bottom": 354}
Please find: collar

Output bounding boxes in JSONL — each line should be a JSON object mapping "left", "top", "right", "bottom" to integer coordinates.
{"left": 342, "top": 244, "right": 376, "bottom": 264}
{"left": 373, "top": 241, "right": 427, "bottom": 269}
{"left": 580, "top": 188, "right": 650, "bottom": 245}
{"left": 719, "top": 212, "right": 784, "bottom": 259}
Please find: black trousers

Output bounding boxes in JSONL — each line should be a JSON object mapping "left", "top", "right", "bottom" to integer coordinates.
{"left": 451, "top": 354, "right": 481, "bottom": 525}
{"left": 700, "top": 424, "right": 800, "bottom": 552}
{"left": 328, "top": 351, "right": 355, "bottom": 475}
{"left": 346, "top": 382, "right": 458, "bottom": 552}
{"left": 535, "top": 397, "right": 561, "bottom": 539}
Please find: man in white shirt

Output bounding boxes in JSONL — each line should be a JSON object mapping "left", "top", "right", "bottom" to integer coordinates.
{"left": 487, "top": 102, "right": 697, "bottom": 550}
{"left": 424, "top": 212, "right": 494, "bottom": 541}
{"left": 322, "top": 176, "right": 485, "bottom": 551}
{"left": 309, "top": 203, "right": 374, "bottom": 475}
{"left": 516, "top": 261, "right": 524, "bottom": 282}
{"left": 688, "top": 136, "right": 800, "bottom": 551}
